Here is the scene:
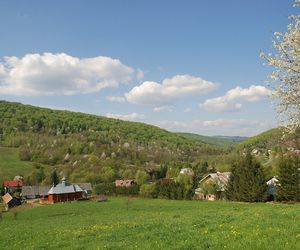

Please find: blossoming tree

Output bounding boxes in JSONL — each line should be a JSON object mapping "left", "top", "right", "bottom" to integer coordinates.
{"left": 261, "top": 0, "right": 300, "bottom": 133}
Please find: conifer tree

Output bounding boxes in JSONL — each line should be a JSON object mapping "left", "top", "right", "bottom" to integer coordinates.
{"left": 226, "top": 153, "right": 267, "bottom": 202}
{"left": 277, "top": 156, "right": 300, "bottom": 202}
{"left": 50, "top": 169, "right": 59, "bottom": 186}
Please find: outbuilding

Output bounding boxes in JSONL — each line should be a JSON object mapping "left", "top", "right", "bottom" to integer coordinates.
{"left": 2, "top": 193, "right": 21, "bottom": 210}
{"left": 22, "top": 186, "right": 51, "bottom": 199}
{"left": 48, "top": 177, "right": 83, "bottom": 203}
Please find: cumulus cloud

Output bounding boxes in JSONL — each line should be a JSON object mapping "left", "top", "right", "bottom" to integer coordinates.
{"left": 105, "top": 112, "right": 145, "bottom": 121}
{"left": 156, "top": 118, "right": 275, "bottom": 136}
{"left": 200, "top": 85, "right": 272, "bottom": 112}
{"left": 106, "top": 96, "right": 126, "bottom": 103}
{"left": 125, "top": 75, "right": 218, "bottom": 106}
{"left": 0, "top": 53, "right": 135, "bottom": 96}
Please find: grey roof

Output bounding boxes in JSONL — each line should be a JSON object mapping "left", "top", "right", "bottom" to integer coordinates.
{"left": 48, "top": 178, "right": 83, "bottom": 194}
{"left": 22, "top": 186, "right": 51, "bottom": 197}
{"left": 199, "top": 172, "right": 231, "bottom": 192}
{"left": 266, "top": 176, "right": 279, "bottom": 186}
{"left": 75, "top": 183, "right": 92, "bottom": 191}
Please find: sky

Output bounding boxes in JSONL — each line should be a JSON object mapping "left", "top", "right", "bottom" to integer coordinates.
{"left": 0, "top": 0, "right": 297, "bottom": 136}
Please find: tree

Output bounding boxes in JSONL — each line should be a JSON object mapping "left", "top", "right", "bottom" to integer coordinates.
{"left": 277, "top": 156, "right": 300, "bottom": 202}
{"left": 50, "top": 169, "right": 59, "bottom": 186}
{"left": 135, "top": 170, "right": 149, "bottom": 185}
{"left": 261, "top": 0, "right": 300, "bottom": 133}
{"left": 226, "top": 153, "right": 267, "bottom": 202}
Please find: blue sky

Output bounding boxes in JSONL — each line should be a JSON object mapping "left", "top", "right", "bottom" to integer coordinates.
{"left": 0, "top": 0, "right": 297, "bottom": 136}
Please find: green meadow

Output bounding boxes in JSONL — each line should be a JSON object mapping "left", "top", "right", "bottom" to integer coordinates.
{"left": 0, "top": 147, "right": 34, "bottom": 183}
{"left": 0, "top": 197, "right": 299, "bottom": 250}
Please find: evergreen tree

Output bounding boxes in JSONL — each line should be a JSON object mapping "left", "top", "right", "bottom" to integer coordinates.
{"left": 50, "top": 169, "right": 59, "bottom": 186}
{"left": 226, "top": 153, "right": 267, "bottom": 202}
{"left": 277, "top": 156, "right": 300, "bottom": 202}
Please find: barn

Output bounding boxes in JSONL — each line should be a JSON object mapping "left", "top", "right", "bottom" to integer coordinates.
{"left": 48, "top": 177, "right": 83, "bottom": 203}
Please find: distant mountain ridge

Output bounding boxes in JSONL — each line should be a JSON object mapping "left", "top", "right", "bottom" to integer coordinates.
{"left": 177, "top": 132, "right": 247, "bottom": 149}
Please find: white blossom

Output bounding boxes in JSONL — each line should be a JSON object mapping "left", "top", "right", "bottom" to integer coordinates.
{"left": 261, "top": 0, "right": 300, "bottom": 133}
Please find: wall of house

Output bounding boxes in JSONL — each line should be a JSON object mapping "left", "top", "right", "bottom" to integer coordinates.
{"left": 48, "top": 192, "right": 83, "bottom": 203}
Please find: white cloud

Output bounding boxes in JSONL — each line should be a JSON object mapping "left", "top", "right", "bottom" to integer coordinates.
{"left": 105, "top": 112, "right": 145, "bottom": 121}
{"left": 200, "top": 85, "right": 272, "bottom": 112}
{"left": 0, "top": 53, "right": 135, "bottom": 96}
{"left": 184, "top": 108, "right": 191, "bottom": 112}
{"left": 156, "top": 118, "right": 276, "bottom": 136}
{"left": 153, "top": 106, "right": 173, "bottom": 112}
{"left": 125, "top": 74, "right": 218, "bottom": 106}
{"left": 106, "top": 96, "right": 126, "bottom": 103}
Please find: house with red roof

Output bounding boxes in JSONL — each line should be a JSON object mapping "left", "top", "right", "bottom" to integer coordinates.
{"left": 3, "top": 180, "right": 23, "bottom": 195}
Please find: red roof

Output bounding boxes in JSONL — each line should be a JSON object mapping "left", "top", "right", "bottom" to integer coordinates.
{"left": 3, "top": 180, "right": 23, "bottom": 187}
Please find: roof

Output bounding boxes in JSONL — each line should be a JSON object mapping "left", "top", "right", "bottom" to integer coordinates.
{"left": 3, "top": 180, "right": 23, "bottom": 187}
{"left": 266, "top": 177, "right": 279, "bottom": 186}
{"left": 75, "top": 183, "right": 92, "bottom": 191}
{"left": 48, "top": 178, "right": 83, "bottom": 194}
{"left": 22, "top": 186, "right": 51, "bottom": 197}
{"left": 2, "top": 193, "right": 13, "bottom": 204}
{"left": 115, "top": 179, "right": 136, "bottom": 187}
{"left": 180, "top": 168, "right": 194, "bottom": 176}
{"left": 199, "top": 172, "right": 231, "bottom": 192}
{"left": 200, "top": 172, "right": 231, "bottom": 184}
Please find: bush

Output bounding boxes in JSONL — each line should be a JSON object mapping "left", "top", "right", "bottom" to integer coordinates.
{"left": 139, "top": 183, "right": 157, "bottom": 198}
{"left": 93, "top": 183, "right": 116, "bottom": 195}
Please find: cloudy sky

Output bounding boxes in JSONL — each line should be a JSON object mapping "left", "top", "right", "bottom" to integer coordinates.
{"left": 0, "top": 1, "right": 296, "bottom": 136}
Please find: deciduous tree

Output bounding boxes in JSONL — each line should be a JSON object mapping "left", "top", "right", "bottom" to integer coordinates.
{"left": 261, "top": 0, "right": 300, "bottom": 132}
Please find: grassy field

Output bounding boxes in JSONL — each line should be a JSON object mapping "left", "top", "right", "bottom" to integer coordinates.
{"left": 0, "top": 197, "right": 299, "bottom": 249}
{"left": 0, "top": 147, "right": 34, "bottom": 183}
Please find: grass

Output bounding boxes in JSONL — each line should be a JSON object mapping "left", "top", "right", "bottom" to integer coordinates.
{"left": 0, "top": 197, "right": 299, "bottom": 249}
{"left": 0, "top": 147, "right": 34, "bottom": 183}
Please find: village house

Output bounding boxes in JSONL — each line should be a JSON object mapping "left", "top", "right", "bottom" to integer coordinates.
{"left": 48, "top": 177, "right": 83, "bottom": 203}
{"left": 3, "top": 180, "right": 23, "bottom": 195}
{"left": 115, "top": 179, "right": 137, "bottom": 187}
{"left": 194, "top": 172, "right": 231, "bottom": 201}
{"left": 266, "top": 176, "right": 279, "bottom": 201}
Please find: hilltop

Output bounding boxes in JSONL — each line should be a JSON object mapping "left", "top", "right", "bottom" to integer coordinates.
{"left": 237, "top": 127, "right": 299, "bottom": 152}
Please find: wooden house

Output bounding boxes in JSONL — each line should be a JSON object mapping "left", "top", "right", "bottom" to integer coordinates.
{"left": 195, "top": 172, "right": 231, "bottom": 201}
{"left": 48, "top": 177, "right": 83, "bottom": 203}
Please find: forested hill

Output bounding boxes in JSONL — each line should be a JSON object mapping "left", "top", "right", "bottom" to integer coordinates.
{"left": 177, "top": 132, "right": 247, "bottom": 149}
{"left": 236, "top": 127, "right": 299, "bottom": 153}
{"left": 0, "top": 101, "right": 224, "bottom": 183}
